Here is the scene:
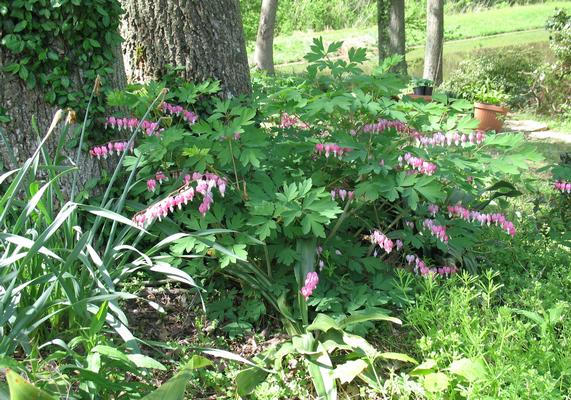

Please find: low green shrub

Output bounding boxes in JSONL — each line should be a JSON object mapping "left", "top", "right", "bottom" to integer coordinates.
{"left": 442, "top": 47, "right": 541, "bottom": 107}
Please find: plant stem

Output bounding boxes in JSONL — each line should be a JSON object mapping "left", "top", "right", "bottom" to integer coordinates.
{"left": 325, "top": 199, "right": 352, "bottom": 243}
{"left": 263, "top": 244, "right": 272, "bottom": 279}
{"left": 228, "top": 139, "right": 241, "bottom": 193}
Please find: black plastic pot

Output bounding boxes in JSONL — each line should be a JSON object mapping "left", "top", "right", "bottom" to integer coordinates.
{"left": 424, "top": 86, "right": 433, "bottom": 96}
{"left": 413, "top": 86, "right": 425, "bottom": 95}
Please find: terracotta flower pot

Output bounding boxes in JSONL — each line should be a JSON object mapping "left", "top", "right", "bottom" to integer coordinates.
{"left": 474, "top": 102, "right": 508, "bottom": 132}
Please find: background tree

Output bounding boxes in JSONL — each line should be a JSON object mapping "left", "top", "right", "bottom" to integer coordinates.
{"left": 119, "top": 0, "right": 251, "bottom": 96}
{"left": 388, "top": 0, "right": 407, "bottom": 74}
{"left": 377, "top": 0, "right": 389, "bottom": 63}
{"left": 254, "top": 0, "right": 279, "bottom": 74}
{"left": 423, "top": 0, "right": 444, "bottom": 84}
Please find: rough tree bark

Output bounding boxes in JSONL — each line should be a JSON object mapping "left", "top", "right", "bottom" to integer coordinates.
{"left": 0, "top": 45, "right": 126, "bottom": 193}
{"left": 377, "top": 0, "right": 389, "bottom": 64}
{"left": 388, "top": 0, "right": 407, "bottom": 74}
{"left": 119, "top": 0, "right": 252, "bottom": 97}
{"left": 254, "top": 0, "right": 278, "bottom": 74}
{"left": 423, "top": 0, "right": 444, "bottom": 85}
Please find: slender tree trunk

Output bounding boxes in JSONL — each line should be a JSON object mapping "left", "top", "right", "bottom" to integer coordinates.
{"left": 119, "top": 0, "right": 252, "bottom": 97}
{"left": 388, "top": 0, "right": 407, "bottom": 74}
{"left": 423, "top": 0, "right": 444, "bottom": 85}
{"left": 377, "top": 0, "right": 389, "bottom": 64}
{"left": 254, "top": 0, "right": 278, "bottom": 74}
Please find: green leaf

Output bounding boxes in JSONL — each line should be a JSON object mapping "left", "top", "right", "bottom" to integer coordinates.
{"left": 200, "top": 348, "right": 272, "bottom": 372}
{"left": 448, "top": 358, "right": 487, "bottom": 382}
{"left": 2, "top": 34, "right": 24, "bottom": 53}
{"left": 141, "top": 368, "right": 194, "bottom": 400}
{"left": 377, "top": 352, "right": 417, "bottom": 364}
{"left": 185, "top": 355, "right": 213, "bottom": 370}
{"left": 333, "top": 359, "right": 368, "bottom": 384}
{"left": 6, "top": 370, "right": 55, "bottom": 400}
{"left": 88, "top": 301, "right": 108, "bottom": 337}
{"left": 410, "top": 359, "right": 438, "bottom": 376}
{"left": 340, "top": 308, "right": 401, "bottom": 329}
{"left": 342, "top": 332, "right": 377, "bottom": 357}
{"left": 414, "top": 178, "right": 446, "bottom": 203}
{"left": 423, "top": 372, "right": 449, "bottom": 393}
{"left": 13, "top": 21, "right": 27, "bottom": 33}
{"left": 236, "top": 368, "right": 269, "bottom": 397}
{"left": 18, "top": 65, "right": 28, "bottom": 81}
{"left": 305, "top": 342, "right": 337, "bottom": 400}
{"left": 92, "top": 345, "right": 134, "bottom": 367}
{"left": 276, "top": 247, "right": 297, "bottom": 266}
{"left": 306, "top": 314, "right": 341, "bottom": 333}
{"left": 127, "top": 354, "right": 167, "bottom": 370}
{"left": 291, "top": 333, "right": 319, "bottom": 355}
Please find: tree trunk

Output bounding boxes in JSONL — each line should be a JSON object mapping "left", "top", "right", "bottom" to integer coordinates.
{"left": 254, "top": 0, "right": 278, "bottom": 75}
{"left": 388, "top": 0, "right": 407, "bottom": 74}
{"left": 377, "top": 0, "right": 389, "bottom": 64}
{"left": 0, "top": 45, "right": 126, "bottom": 194}
{"left": 119, "top": 0, "right": 252, "bottom": 97}
{"left": 423, "top": 0, "right": 444, "bottom": 85}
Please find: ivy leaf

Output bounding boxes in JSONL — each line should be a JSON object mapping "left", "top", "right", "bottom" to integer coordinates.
{"left": 2, "top": 34, "right": 24, "bottom": 53}
{"left": 13, "top": 21, "right": 28, "bottom": 33}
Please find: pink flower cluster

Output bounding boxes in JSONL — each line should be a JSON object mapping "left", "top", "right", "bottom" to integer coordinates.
{"left": 362, "top": 119, "right": 417, "bottom": 136}
{"left": 554, "top": 181, "right": 571, "bottom": 193}
{"left": 300, "top": 271, "right": 319, "bottom": 301}
{"left": 105, "top": 116, "right": 161, "bottom": 136}
{"left": 428, "top": 204, "right": 439, "bottom": 217}
{"left": 406, "top": 255, "right": 458, "bottom": 277}
{"left": 415, "top": 131, "right": 485, "bottom": 148}
{"left": 447, "top": 204, "right": 516, "bottom": 237}
{"left": 146, "top": 171, "right": 169, "bottom": 192}
{"left": 162, "top": 102, "right": 198, "bottom": 125}
{"left": 315, "top": 143, "right": 353, "bottom": 158}
{"left": 134, "top": 172, "right": 227, "bottom": 227}
{"left": 370, "top": 230, "right": 395, "bottom": 254}
{"left": 89, "top": 141, "right": 133, "bottom": 159}
{"left": 280, "top": 113, "right": 309, "bottom": 130}
{"left": 331, "top": 188, "right": 355, "bottom": 202}
{"left": 399, "top": 153, "right": 437, "bottom": 175}
{"left": 423, "top": 219, "right": 449, "bottom": 244}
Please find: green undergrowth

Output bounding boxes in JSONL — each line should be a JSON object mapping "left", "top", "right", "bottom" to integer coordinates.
{"left": 382, "top": 188, "right": 571, "bottom": 398}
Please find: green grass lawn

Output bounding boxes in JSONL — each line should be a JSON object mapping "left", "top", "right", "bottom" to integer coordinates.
{"left": 275, "top": 30, "right": 552, "bottom": 79}
{"left": 259, "top": 1, "right": 571, "bottom": 67}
